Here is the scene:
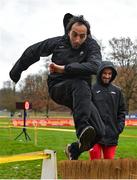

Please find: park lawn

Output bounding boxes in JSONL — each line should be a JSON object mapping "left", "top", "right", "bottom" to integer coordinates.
{"left": 0, "top": 118, "right": 137, "bottom": 179}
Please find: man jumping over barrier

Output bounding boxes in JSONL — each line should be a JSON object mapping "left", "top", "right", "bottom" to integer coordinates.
{"left": 9, "top": 14, "right": 105, "bottom": 160}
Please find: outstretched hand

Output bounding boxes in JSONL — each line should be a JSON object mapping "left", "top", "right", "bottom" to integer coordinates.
{"left": 49, "top": 63, "right": 65, "bottom": 73}
{"left": 9, "top": 70, "right": 21, "bottom": 83}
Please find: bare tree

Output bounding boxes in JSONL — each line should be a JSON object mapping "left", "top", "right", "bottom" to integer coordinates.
{"left": 0, "top": 81, "right": 19, "bottom": 113}
{"left": 109, "top": 37, "right": 137, "bottom": 112}
{"left": 19, "top": 71, "right": 68, "bottom": 115}
{"left": 19, "top": 73, "right": 48, "bottom": 113}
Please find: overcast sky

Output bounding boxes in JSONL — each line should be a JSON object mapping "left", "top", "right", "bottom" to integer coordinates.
{"left": 0, "top": 0, "right": 137, "bottom": 88}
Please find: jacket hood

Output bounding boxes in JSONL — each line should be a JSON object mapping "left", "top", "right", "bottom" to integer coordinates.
{"left": 97, "top": 61, "right": 117, "bottom": 84}
{"left": 63, "top": 13, "right": 74, "bottom": 34}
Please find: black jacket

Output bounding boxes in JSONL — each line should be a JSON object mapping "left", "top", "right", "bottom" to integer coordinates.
{"left": 92, "top": 61, "right": 127, "bottom": 145}
{"left": 9, "top": 35, "right": 102, "bottom": 89}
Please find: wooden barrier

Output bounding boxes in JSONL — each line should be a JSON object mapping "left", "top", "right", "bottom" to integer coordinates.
{"left": 58, "top": 159, "right": 137, "bottom": 179}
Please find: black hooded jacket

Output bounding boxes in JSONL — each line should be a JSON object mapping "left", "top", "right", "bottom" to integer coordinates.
{"left": 92, "top": 61, "right": 127, "bottom": 146}
{"left": 9, "top": 16, "right": 102, "bottom": 90}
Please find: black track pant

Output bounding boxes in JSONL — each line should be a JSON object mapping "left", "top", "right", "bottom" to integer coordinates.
{"left": 49, "top": 79, "right": 105, "bottom": 139}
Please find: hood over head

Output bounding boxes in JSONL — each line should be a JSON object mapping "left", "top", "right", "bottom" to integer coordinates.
{"left": 63, "top": 13, "right": 74, "bottom": 34}
{"left": 97, "top": 61, "right": 117, "bottom": 84}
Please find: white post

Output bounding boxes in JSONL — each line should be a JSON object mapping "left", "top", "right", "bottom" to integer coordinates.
{"left": 41, "top": 150, "right": 57, "bottom": 179}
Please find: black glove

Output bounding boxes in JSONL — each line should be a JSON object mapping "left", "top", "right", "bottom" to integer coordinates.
{"left": 9, "top": 68, "right": 21, "bottom": 83}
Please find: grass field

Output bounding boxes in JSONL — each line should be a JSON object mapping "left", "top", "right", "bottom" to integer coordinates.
{"left": 0, "top": 117, "right": 137, "bottom": 179}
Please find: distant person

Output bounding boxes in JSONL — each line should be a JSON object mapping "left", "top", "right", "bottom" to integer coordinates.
{"left": 89, "top": 61, "right": 127, "bottom": 160}
{"left": 10, "top": 112, "right": 14, "bottom": 118}
{"left": 18, "top": 112, "right": 22, "bottom": 118}
{"left": 9, "top": 14, "right": 105, "bottom": 160}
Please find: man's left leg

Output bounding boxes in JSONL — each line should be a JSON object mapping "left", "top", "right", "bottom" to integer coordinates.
{"left": 103, "top": 145, "right": 117, "bottom": 159}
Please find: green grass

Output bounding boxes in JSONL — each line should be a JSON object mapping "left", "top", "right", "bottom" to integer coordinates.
{"left": 0, "top": 118, "right": 137, "bottom": 179}
{"left": 116, "top": 126, "right": 137, "bottom": 158}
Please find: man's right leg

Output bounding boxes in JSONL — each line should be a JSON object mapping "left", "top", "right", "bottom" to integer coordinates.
{"left": 65, "top": 142, "right": 81, "bottom": 160}
{"left": 50, "top": 79, "right": 96, "bottom": 152}
{"left": 89, "top": 144, "right": 102, "bottom": 160}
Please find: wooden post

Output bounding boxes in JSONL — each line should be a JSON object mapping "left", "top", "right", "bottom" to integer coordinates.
{"left": 41, "top": 150, "right": 57, "bottom": 179}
